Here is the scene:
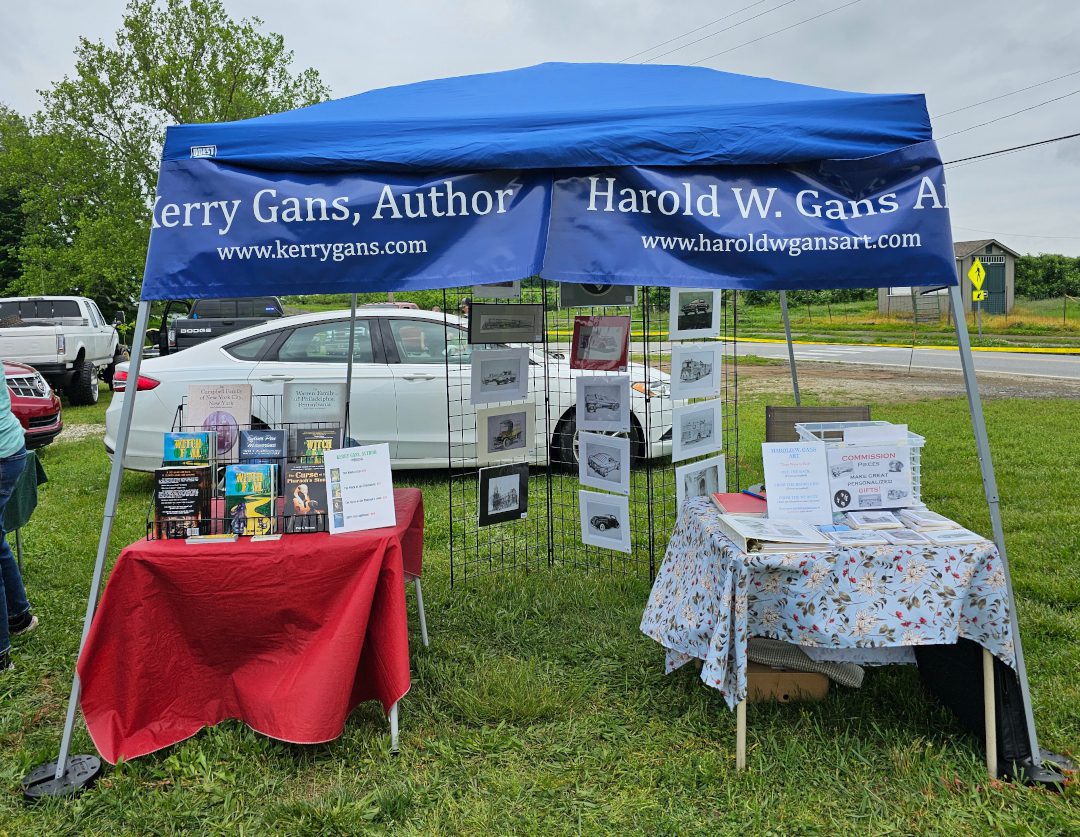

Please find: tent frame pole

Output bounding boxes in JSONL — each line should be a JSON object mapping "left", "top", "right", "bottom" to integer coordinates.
{"left": 779, "top": 291, "right": 801, "bottom": 405}
{"left": 344, "top": 293, "right": 358, "bottom": 439}
{"left": 948, "top": 284, "right": 1040, "bottom": 761}
{"left": 53, "top": 300, "right": 153, "bottom": 781}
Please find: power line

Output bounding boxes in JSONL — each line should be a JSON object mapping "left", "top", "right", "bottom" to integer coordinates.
{"left": 691, "top": 0, "right": 868, "bottom": 65}
{"left": 639, "top": 1, "right": 799, "bottom": 65}
{"left": 619, "top": 0, "right": 773, "bottom": 63}
{"left": 942, "top": 130, "right": 1080, "bottom": 166}
{"left": 931, "top": 67, "right": 1080, "bottom": 119}
{"left": 937, "top": 86, "right": 1080, "bottom": 140}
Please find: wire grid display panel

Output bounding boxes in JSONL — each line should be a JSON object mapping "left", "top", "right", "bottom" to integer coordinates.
{"left": 444, "top": 283, "right": 740, "bottom": 585}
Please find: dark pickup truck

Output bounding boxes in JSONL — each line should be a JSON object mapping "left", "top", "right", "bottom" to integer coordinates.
{"left": 153, "top": 297, "right": 285, "bottom": 356}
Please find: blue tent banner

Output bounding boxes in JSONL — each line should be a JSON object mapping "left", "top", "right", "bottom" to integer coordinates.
{"left": 142, "top": 143, "right": 955, "bottom": 299}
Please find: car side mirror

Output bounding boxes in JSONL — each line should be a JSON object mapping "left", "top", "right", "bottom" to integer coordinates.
{"left": 113, "top": 311, "right": 127, "bottom": 325}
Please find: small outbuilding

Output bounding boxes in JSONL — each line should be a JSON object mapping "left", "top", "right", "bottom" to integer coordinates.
{"left": 879, "top": 238, "right": 1019, "bottom": 318}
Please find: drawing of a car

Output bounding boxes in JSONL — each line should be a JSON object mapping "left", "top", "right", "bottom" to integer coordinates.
{"left": 581, "top": 333, "right": 619, "bottom": 353}
{"left": 830, "top": 462, "right": 854, "bottom": 478}
{"left": 590, "top": 514, "right": 620, "bottom": 531}
{"left": 483, "top": 370, "right": 516, "bottom": 386}
{"left": 679, "top": 358, "right": 712, "bottom": 382}
{"left": 492, "top": 419, "right": 524, "bottom": 449}
{"left": 484, "top": 318, "right": 530, "bottom": 330}
{"left": 887, "top": 488, "right": 909, "bottom": 500}
{"left": 585, "top": 393, "right": 619, "bottom": 413}
{"left": 680, "top": 299, "right": 710, "bottom": 316}
{"left": 587, "top": 452, "right": 620, "bottom": 478}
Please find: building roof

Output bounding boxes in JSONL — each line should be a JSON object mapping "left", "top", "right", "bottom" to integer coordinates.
{"left": 953, "top": 239, "right": 1021, "bottom": 259}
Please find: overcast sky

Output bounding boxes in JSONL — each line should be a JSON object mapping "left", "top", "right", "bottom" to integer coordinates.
{"left": 2, "top": 0, "right": 1078, "bottom": 255}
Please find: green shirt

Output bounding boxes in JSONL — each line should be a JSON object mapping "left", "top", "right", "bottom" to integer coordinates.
{"left": 0, "top": 373, "right": 26, "bottom": 458}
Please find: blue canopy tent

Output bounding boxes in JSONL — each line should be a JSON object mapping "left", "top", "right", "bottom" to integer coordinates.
{"left": 31, "top": 63, "right": 1065, "bottom": 795}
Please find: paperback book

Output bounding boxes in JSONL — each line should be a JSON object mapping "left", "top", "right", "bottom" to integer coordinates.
{"left": 186, "top": 384, "right": 253, "bottom": 460}
{"left": 239, "top": 429, "right": 287, "bottom": 490}
{"left": 224, "top": 463, "right": 277, "bottom": 536}
{"left": 163, "top": 431, "right": 216, "bottom": 467}
{"left": 283, "top": 464, "right": 329, "bottom": 533}
{"left": 294, "top": 428, "right": 340, "bottom": 464}
{"left": 153, "top": 465, "right": 212, "bottom": 539}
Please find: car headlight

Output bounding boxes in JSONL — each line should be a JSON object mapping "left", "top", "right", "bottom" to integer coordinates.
{"left": 632, "top": 382, "right": 670, "bottom": 397}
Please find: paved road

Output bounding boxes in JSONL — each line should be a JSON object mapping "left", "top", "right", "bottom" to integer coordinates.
{"left": 732, "top": 340, "right": 1080, "bottom": 381}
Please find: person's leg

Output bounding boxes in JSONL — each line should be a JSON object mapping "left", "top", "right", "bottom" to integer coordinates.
{"left": 0, "top": 449, "right": 29, "bottom": 661}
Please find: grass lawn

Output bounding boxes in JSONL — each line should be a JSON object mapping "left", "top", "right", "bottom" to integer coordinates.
{"left": 0, "top": 388, "right": 1076, "bottom": 832}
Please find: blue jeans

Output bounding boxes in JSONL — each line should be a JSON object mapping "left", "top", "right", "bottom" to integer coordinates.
{"left": 0, "top": 446, "right": 29, "bottom": 654}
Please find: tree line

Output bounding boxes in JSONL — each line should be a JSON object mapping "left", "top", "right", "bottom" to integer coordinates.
{"left": 0, "top": 0, "right": 327, "bottom": 319}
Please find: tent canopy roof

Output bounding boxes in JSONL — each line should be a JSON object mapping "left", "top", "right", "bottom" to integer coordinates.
{"left": 162, "top": 62, "right": 933, "bottom": 172}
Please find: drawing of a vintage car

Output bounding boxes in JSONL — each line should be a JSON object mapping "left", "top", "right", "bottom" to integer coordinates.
{"left": 590, "top": 514, "right": 620, "bottom": 531}
{"left": 585, "top": 393, "right": 620, "bottom": 413}
{"left": 483, "top": 317, "right": 531, "bottom": 330}
{"left": 887, "top": 488, "right": 909, "bottom": 501}
{"left": 587, "top": 452, "right": 620, "bottom": 478}
{"left": 680, "top": 298, "right": 711, "bottom": 316}
{"left": 482, "top": 369, "right": 516, "bottom": 386}
{"left": 490, "top": 487, "right": 519, "bottom": 511}
{"left": 830, "top": 462, "right": 855, "bottom": 478}
{"left": 679, "top": 358, "right": 713, "bottom": 382}
{"left": 491, "top": 419, "right": 524, "bottom": 449}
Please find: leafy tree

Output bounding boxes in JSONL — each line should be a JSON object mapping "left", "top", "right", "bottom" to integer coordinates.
{"left": 0, "top": 0, "right": 328, "bottom": 315}
{"left": 1015, "top": 253, "right": 1080, "bottom": 299}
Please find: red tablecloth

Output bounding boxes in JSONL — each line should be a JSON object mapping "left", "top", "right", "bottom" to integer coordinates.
{"left": 78, "top": 488, "right": 423, "bottom": 763}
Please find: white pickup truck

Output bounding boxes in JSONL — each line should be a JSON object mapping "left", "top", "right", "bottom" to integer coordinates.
{"left": 0, "top": 296, "right": 122, "bottom": 405}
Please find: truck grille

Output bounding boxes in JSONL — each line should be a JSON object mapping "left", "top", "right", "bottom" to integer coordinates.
{"left": 7, "top": 374, "right": 47, "bottom": 398}
{"left": 29, "top": 413, "right": 59, "bottom": 429}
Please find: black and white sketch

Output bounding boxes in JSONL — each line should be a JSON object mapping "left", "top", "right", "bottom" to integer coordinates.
{"left": 468, "top": 303, "right": 545, "bottom": 344}
{"left": 470, "top": 347, "right": 531, "bottom": 405}
{"left": 669, "top": 343, "right": 722, "bottom": 401}
{"left": 476, "top": 404, "right": 535, "bottom": 464}
{"left": 669, "top": 288, "right": 721, "bottom": 340}
{"left": 672, "top": 399, "right": 723, "bottom": 462}
{"left": 478, "top": 463, "right": 529, "bottom": 526}
{"left": 473, "top": 280, "right": 521, "bottom": 300}
{"left": 558, "top": 283, "right": 637, "bottom": 308}
{"left": 578, "top": 432, "right": 631, "bottom": 495}
{"left": 675, "top": 454, "right": 726, "bottom": 509}
{"left": 578, "top": 490, "right": 631, "bottom": 553}
{"left": 575, "top": 375, "right": 631, "bottom": 432}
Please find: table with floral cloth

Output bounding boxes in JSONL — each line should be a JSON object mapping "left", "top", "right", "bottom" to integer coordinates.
{"left": 640, "top": 497, "right": 1015, "bottom": 709}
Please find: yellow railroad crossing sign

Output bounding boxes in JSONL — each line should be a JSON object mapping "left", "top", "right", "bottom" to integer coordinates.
{"left": 968, "top": 258, "right": 986, "bottom": 290}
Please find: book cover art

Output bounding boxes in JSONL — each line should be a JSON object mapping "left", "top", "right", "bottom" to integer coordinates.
{"left": 294, "top": 428, "right": 340, "bottom": 464}
{"left": 239, "top": 429, "right": 287, "bottom": 489}
{"left": 186, "top": 384, "right": 253, "bottom": 460}
{"left": 163, "top": 431, "right": 216, "bottom": 466}
{"left": 154, "top": 465, "right": 212, "bottom": 539}
{"left": 224, "top": 463, "right": 276, "bottom": 536}
{"left": 282, "top": 382, "right": 346, "bottom": 427}
{"left": 283, "top": 464, "right": 328, "bottom": 533}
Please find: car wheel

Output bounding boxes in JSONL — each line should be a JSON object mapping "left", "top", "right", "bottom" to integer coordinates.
{"left": 551, "top": 409, "right": 645, "bottom": 469}
{"left": 104, "top": 347, "right": 130, "bottom": 390}
{"left": 68, "top": 359, "right": 99, "bottom": 406}
{"left": 597, "top": 522, "right": 607, "bottom": 531}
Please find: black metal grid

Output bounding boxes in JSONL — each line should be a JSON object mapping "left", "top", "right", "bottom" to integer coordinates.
{"left": 446, "top": 282, "right": 740, "bottom": 586}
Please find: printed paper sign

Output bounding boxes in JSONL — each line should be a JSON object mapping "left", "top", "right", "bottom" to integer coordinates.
{"left": 323, "top": 443, "right": 395, "bottom": 533}
{"left": 826, "top": 445, "right": 913, "bottom": 511}
{"left": 761, "top": 441, "right": 832, "bottom": 524}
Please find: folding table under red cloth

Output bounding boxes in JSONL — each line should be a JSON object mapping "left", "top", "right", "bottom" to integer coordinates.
{"left": 78, "top": 488, "right": 423, "bottom": 763}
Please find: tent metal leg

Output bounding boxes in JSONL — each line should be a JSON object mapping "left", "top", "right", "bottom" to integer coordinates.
{"left": 412, "top": 576, "right": 429, "bottom": 647}
{"left": 779, "top": 291, "right": 800, "bottom": 405}
{"left": 948, "top": 284, "right": 1040, "bottom": 763}
{"left": 344, "top": 293, "right": 357, "bottom": 441}
{"left": 44, "top": 300, "right": 153, "bottom": 791}
{"left": 389, "top": 701, "right": 400, "bottom": 753}
{"left": 983, "top": 648, "right": 997, "bottom": 778}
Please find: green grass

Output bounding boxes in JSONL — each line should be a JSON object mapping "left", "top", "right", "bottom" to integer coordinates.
{"left": 0, "top": 388, "right": 1076, "bottom": 832}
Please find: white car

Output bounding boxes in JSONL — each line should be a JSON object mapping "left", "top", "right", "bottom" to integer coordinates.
{"left": 105, "top": 309, "right": 673, "bottom": 471}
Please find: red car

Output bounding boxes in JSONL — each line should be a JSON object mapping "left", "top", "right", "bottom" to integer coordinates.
{"left": 5, "top": 360, "right": 63, "bottom": 448}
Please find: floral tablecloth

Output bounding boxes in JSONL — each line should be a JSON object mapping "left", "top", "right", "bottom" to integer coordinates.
{"left": 640, "top": 498, "right": 1015, "bottom": 709}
